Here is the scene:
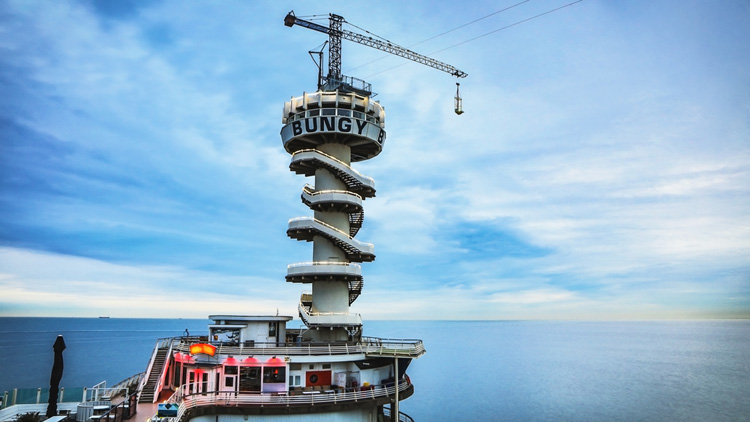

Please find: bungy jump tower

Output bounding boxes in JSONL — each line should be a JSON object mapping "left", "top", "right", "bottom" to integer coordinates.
{"left": 135, "top": 11, "right": 465, "bottom": 422}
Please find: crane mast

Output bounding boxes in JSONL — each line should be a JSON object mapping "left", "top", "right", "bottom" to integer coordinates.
{"left": 284, "top": 11, "right": 467, "bottom": 97}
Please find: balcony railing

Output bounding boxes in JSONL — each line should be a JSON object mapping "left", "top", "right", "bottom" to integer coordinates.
{"left": 291, "top": 149, "right": 376, "bottom": 187}
{"left": 287, "top": 261, "right": 362, "bottom": 280}
{"left": 164, "top": 380, "right": 411, "bottom": 422}
{"left": 171, "top": 336, "right": 425, "bottom": 359}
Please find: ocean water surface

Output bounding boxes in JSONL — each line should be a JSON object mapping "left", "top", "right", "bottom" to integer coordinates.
{"left": 0, "top": 318, "right": 748, "bottom": 421}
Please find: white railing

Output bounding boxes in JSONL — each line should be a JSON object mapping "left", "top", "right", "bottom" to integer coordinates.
{"left": 110, "top": 373, "right": 142, "bottom": 393}
{"left": 292, "top": 149, "right": 375, "bottom": 186}
{"left": 298, "top": 297, "right": 363, "bottom": 327}
{"left": 288, "top": 261, "right": 361, "bottom": 269}
{"left": 138, "top": 338, "right": 172, "bottom": 399}
{"left": 152, "top": 339, "right": 175, "bottom": 403}
{"left": 283, "top": 91, "right": 384, "bottom": 127}
{"left": 171, "top": 337, "right": 425, "bottom": 358}
{"left": 172, "top": 380, "right": 410, "bottom": 421}
{"left": 360, "top": 337, "right": 427, "bottom": 358}
{"left": 302, "top": 184, "right": 363, "bottom": 200}
{"left": 288, "top": 217, "right": 374, "bottom": 252}
{"left": 298, "top": 295, "right": 359, "bottom": 318}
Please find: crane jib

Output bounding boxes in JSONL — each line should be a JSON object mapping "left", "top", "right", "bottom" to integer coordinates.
{"left": 284, "top": 11, "right": 467, "bottom": 79}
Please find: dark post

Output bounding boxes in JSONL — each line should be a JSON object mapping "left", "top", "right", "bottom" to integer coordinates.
{"left": 46, "top": 335, "right": 66, "bottom": 417}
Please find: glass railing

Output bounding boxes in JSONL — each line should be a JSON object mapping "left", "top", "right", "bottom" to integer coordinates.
{"left": 2, "top": 386, "right": 95, "bottom": 409}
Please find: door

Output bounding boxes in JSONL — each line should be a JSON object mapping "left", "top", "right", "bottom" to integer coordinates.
{"left": 223, "top": 366, "right": 239, "bottom": 393}
{"left": 188, "top": 370, "right": 209, "bottom": 395}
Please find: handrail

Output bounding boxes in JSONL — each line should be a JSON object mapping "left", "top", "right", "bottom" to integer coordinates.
{"left": 110, "top": 373, "right": 142, "bottom": 393}
{"left": 137, "top": 341, "right": 157, "bottom": 396}
{"left": 171, "top": 336, "right": 425, "bottom": 358}
{"left": 292, "top": 149, "right": 375, "bottom": 186}
{"left": 137, "top": 338, "right": 172, "bottom": 402}
{"left": 171, "top": 380, "right": 411, "bottom": 422}
{"left": 288, "top": 261, "right": 361, "bottom": 269}
{"left": 288, "top": 217, "right": 373, "bottom": 248}
{"left": 283, "top": 92, "right": 385, "bottom": 127}
{"left": 302, "top": 184, "right": 363, "bottom": 200}
{"left": 299, "top": 295, "right": 360, "bottom": 317}
{"left": 298, "top": 299, "right": 362, "bottom": 328}
{"left": 95, "top": 391, "right": 139, "bottom": 422}
{"left": 151, "top": 338, "right": 175, "bottom": 403}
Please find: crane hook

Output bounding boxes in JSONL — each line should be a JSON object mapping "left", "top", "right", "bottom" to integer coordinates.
{"left": 454, "top": 82, "right": 464, "bottom": 115}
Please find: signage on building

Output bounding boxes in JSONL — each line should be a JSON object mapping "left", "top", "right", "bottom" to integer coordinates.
{"left": 189, "top": 343, "right": 216, "bottom": 356}
{"left": 282, "top": 116, "right": 385, "bottom": 145}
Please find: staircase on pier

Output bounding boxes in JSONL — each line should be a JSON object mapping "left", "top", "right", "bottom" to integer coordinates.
{"left": 138, "top": 343, "right": 170, "bottom": 403}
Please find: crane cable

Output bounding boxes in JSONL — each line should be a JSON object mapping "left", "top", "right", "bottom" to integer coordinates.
{"left": 360, "top": 0, "right": 585, "bottom": 79}
{"left": 431, "top": 0, "right": 584, "bottom": 55}
{"left": 410, "top": 0, "right": 531, "bottom": 48}
{"left": 346, "top": 0, "right": 531, "bottom": 73}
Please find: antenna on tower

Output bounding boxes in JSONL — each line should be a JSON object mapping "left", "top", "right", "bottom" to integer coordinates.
{"left": 308, "top": 41, "right": 328, "bottom": 91}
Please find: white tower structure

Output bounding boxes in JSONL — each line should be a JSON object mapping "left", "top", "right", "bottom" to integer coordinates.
{"left": 281, "top": 11, "right": 465, "bottom": 345}
{"left": 282, "top": 91, "right": 385, "bottom": 343}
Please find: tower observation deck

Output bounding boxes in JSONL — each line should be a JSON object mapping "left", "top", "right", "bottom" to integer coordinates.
{"left": 281, "top": 91, "right": 385, "bottom": 342}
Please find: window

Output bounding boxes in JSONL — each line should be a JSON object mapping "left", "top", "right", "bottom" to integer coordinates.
{"left": 225, "top": 366, "right": 238, "bottom": 375}
{"left": 239, "top": 367, "right": 261, "bottom": 392}
{"left": 269, "top": 322, "right": 277, "bottom": 337}
{"left": 321, "top": 109, "right": 335, "bottom": 116}
{"left": 264, "top": 367, "right": 286, "bottom": 384}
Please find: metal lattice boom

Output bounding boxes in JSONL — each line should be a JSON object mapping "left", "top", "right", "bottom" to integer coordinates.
{"left": 284, "top": 10, "right": 467, "bottom": 89}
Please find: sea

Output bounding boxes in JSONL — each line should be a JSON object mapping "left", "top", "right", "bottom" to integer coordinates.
{"left": 0, "top": 318, "right": 748, "bottom": 422}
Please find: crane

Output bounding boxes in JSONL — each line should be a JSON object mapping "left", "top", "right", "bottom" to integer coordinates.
{"left": 284, "top": 11, "right": 467, "bottom": 113}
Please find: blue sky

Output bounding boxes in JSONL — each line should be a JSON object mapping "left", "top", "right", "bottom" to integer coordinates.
{"left": 1, "top": 0, "right": 748, "bottom": 319}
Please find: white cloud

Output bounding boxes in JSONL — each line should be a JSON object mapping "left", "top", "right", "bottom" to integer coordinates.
{"left": 488, "top": 288, "right": 577, "bottom": 305}
{"left": 0, "top": 247, "right": 299, "bottom": 318}
{"left": 1, "top": 0, "right": 748, "bottom": 320}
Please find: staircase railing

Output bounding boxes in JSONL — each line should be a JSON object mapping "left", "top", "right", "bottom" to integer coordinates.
{"left": 151, "top": 339, "right": 175, "bottom": 403}
{"left": 138, "top": 338, "right": 173, "bottom": 402}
